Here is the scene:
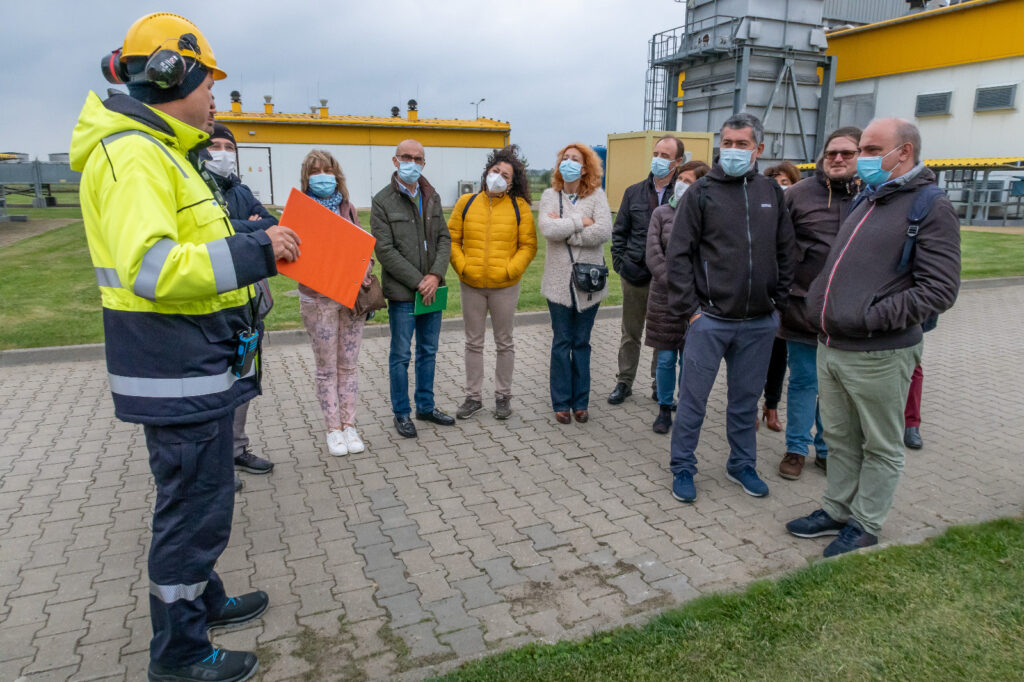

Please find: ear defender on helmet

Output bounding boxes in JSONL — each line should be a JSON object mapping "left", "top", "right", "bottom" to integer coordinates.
{"left": 100, "top": 48, "right": 129, "bottom": 85}
{"left": 100, "top": 33, "right": 202, "bottom": 89}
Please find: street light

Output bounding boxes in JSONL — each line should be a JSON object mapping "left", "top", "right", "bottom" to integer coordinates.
{"left": 471, "top": 98, "right": 485, "bottom": 118}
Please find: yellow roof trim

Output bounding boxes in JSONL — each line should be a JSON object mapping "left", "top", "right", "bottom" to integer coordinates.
{"left": 216, "top": 111, "right": 509, "bottom": 132}
{"left": 826, "top": 0, "right": 1000, "bottom": 37}
{"left": 826, "top": 0, "right": 1024, "bottom": 82}
{"left": 796, "top": 157, "right": 1024, "bottom": 172}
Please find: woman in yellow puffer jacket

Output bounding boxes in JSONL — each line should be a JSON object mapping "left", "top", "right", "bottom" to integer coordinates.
{"left": 449, "top": 145, "right": 537, "bottom": 420}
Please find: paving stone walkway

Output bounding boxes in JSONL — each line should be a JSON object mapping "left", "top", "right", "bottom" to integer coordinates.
{"left": 1, "top": 284, "right": 1022, "bottom": 681}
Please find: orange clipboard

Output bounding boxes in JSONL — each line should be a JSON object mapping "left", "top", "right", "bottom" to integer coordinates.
{"left": 276, "top": 188, "right": 376, "bottom": 309}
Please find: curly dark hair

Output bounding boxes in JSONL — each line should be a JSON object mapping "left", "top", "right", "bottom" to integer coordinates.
{"left": 480, "top": 145, "right": 529, "bottom": 200}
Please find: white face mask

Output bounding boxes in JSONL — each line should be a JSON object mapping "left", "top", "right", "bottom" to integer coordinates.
{"left": 486, "top": 172, "right": 509, "bottom": 194}
{"left": 205, "top": 149, "right": 236, "bottom": 178}
{"left": 674, "top": 180, "right": 690, "bottom": 201}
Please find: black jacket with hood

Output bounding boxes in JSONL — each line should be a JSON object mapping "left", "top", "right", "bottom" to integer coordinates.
{"left": 666, "top": 162, "right": 796, "bottom": 320}
{"left": 807, "top": 164, "right": 960, "bottom": 351}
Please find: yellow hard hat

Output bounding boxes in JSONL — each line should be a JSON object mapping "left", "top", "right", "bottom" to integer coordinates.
{"left": 122, "top": 12, "right": 226, "bottom": 80}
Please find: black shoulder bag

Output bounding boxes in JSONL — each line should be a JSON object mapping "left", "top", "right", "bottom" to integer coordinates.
{"left": 560, "top": 193, "right": 608, "bottom": 299}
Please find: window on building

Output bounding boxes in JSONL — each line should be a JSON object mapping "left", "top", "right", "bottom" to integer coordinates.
{"left": 915, "top": 92, "right": 952, "bottom": 117}
{"left": 974, "top": 85, "right": 1017, "bottom": 112}
{"left": 834, "top": 93, "right": 875, "bottom": 130}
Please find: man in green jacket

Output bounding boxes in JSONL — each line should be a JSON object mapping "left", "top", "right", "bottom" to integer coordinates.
{"left": 71, "top": 13, "right": 299, "bottom": 681}
{"left": 371, "top": 139, "right": 454, "bottom": 438}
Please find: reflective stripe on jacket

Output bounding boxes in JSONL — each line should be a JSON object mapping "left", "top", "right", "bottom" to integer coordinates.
{"left": 70, "top": 91, "right": 277, "bottom": 424}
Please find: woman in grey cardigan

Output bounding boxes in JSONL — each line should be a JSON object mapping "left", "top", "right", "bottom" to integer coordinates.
{"left": 538, "top": 143, "right": 613, "bottom": 424}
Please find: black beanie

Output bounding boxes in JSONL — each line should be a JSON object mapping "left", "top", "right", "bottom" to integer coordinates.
{"left": 211, "top": 123, "right": 235, "bottom": 145}
{"left": 126, "top": 57, "right": 208, "bottom": 105}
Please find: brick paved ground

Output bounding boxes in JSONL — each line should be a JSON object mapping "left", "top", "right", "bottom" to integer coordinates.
{"left": 1, "top": 285, "right": 1022, "bottom": 681}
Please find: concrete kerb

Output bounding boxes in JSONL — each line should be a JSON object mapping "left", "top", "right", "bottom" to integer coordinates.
{"left": 3, "top": 275, "right": 1021, "bottom": 367}
{"left": 0, "top": 303, "right": 624, "bottom": 367}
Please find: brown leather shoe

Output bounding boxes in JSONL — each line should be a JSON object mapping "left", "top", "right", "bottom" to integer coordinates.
{"left": 763, "top": 406, "right": 782, "bottom": 432}
{"left": 573, "top": 409, "right": 589, "bottom": 423}
{"left": 554, "top": 411, "right": 571, "bottom": 424}
{"left": 779, "top": 452, "right": 804, "bottom": 480}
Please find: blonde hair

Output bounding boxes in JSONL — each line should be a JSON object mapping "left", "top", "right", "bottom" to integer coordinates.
{"left": 300, "top": 149, "right": 350, "bottom": 200}
{"left": 552, "top": 143, "right": 604, "bottom": 198}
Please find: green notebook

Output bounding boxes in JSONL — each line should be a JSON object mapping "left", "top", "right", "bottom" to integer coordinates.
{"left": 414, "top": 285, "right": 448, "bottom": 315}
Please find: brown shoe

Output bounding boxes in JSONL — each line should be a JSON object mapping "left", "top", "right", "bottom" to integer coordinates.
{"left": 554, "top": 411, "right": 571, "bottom": 424}
{"left": 763, "top": 406, "right": 782, "bottom": 432}
{"left": 779, "top": 452, "right": 804, "bottom": 480}
{"left": 573, "top": 409, "right": 589, "bottom": 423}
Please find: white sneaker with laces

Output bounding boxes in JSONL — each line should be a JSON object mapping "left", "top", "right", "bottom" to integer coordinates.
{"left": 343, "top": 426, "right": 365, "bottom": 454}
{"left": 327, "top": 429, "right": 348, "bottom": 456}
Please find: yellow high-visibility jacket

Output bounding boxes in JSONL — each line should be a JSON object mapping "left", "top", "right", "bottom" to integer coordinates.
{"left": 448, "top": 192, "right": 536, "bottom": 289}
{"left": 70, "top": 91, "right": 277, "bottom": 425}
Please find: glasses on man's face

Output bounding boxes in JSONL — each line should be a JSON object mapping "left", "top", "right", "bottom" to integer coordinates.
{"left": 824, "top": 149, "right": 856, "bottom": 160}
{"left": 397, "top": 153, "right": 426, "bottom": 165}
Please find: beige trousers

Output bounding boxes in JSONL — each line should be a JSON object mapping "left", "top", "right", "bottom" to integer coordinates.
{"left": 460, "top": 281, "right": 520, "bottom": 401}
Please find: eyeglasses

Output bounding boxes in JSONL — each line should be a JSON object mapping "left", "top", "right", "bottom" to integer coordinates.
{"left": 824, "top": 149, "right": 856, "bottom": 160}
{"left": 397, "top": 153, "right": 426, "bottom": 165}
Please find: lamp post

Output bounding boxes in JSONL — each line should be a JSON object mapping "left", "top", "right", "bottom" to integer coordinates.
{"left": 471, "top": 98, "right": 485, "bottom": 118}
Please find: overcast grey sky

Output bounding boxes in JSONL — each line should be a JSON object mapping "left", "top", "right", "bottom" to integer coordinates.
{"left": 0, "top": 0, "right": 685, "bottom": 167}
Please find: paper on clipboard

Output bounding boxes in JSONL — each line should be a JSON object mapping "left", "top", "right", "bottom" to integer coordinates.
{"left": 276, "top": 188, "right": 376, "bottom": 308}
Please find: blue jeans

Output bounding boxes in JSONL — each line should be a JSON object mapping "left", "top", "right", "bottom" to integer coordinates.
{"left": 656, "top": 349, "right": 683, "bottom": 406}
{"left": 388, "top": 301, "right": 442, "bottom": 417}
{"left": 670, "top": 312, "right": 778, "bottom": 476}
{"left": 785, "top": 340, "right": 828, "bottom": 458}
{"left": 547, "top": 300, "right": 599, "bottom": 411}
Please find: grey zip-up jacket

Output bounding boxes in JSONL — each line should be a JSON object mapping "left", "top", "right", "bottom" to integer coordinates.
{"left": 370, "top": 173, "right": 451, "bottom": 302}
{"left": 666, "top": 162, "right": 796, "bottom": 320}
{"left": 807, "top": 164, "right": 960, "bottom": 351}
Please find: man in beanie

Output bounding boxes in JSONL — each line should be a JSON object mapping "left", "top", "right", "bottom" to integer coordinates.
{"left": 70, "top": 12, "right": 300, "bottom": 681}
{"left": 203, "top": 123, "right": 277, "bottom": 486}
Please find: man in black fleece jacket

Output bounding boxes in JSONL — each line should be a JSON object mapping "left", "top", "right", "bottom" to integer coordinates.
{"left": 786, "top": 118, "right": 960, "bottom": 557}
{"left": 665, "top": 113, "right": 796, "bottom": 503}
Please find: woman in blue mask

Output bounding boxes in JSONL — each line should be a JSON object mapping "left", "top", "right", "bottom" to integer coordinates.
{"left": 538, "top": 143, "right": 613, "bottom": 425}
{"left": 297, "top": 150, "right": 374, "bottom": 458}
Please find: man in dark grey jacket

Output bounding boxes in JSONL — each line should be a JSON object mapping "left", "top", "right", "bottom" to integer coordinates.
{"left": 371, "top": 139, "right": 454, "bottom": 438}
{"left": 786, "top": 118, "right": 960, "bottom": 557}
{"left": 665, "top": 113, "right": 796, "bottom": 504}
{"left": 608, "top": 135, "right": 685, "bottom": 405}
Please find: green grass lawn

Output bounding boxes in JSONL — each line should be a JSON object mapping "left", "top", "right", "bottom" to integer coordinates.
{"left": 435, "top": 517, "right": 1024, "bottom": 682}
{"left": 0, "top": 212, "right": 1019, "bottom": 349}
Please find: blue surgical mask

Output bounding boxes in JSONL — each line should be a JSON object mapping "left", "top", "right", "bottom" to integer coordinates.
{"left": 309, "top": 173, "right": 337, "bottom": 198}
{"left": 397, "top": 161, "right": 423, "bottom": 185}
{"left": 651, "top": 156, "right": 672, "bottom": 178}
{"left": 559, "top": 159, "right": 582, "bottom": 182}
{"left": 856, "top": 147, "right": 899, "bottom": 187}
{"left": 719, "top": 148, "right": 753, "bottom": 177}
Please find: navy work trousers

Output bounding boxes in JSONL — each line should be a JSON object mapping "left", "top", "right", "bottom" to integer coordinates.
{"left": 143, "top": 413, "right": 235, "bottom": 666}
{"left": 670, "top": 312, "right": 778, "bottom": 476}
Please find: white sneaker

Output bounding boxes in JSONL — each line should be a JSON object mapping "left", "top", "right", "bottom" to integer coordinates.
{"left": 327, "top": 429, "right": 348, "bottom": 456}
{"left": 342, "top": 426, "right": 365, "bottom": 454}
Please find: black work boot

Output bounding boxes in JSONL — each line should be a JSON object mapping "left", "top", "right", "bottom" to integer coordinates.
{"left": 652, "top": 405, "right": 673, "bottom": 434}
{"left": 207, "top": 591, "right": 269, "bottom": 629}
{"left": 148, "top": 648, "right": 258, "bottom": 682}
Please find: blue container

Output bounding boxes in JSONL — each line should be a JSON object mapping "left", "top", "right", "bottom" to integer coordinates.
{"left": 1010, "top": 176, "right": 1024, "bottom": 197}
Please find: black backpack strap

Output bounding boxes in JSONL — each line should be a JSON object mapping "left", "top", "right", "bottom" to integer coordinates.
{"left": 696, "top": 175, "right": 710, "bottom": 215}
{"left": 512, "top": 195, "right": 521, "bottom": 226}
{"left": 461, "top": 191, "right": 481, "bottom": 221}
{"left": 898, "top": 184, "right": 945, "bottom": 273}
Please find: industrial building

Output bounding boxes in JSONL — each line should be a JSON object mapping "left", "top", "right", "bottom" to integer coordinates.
{"left": 216, "top": 95, "right": 511, "bottom": 208}
{"left": 641, "top": 0, "right": 1023, "bottom": 222}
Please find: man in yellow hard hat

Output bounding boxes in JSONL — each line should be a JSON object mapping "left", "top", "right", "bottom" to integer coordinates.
{"left": 70, "top": 12, "right": 300, "bottom": 682}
